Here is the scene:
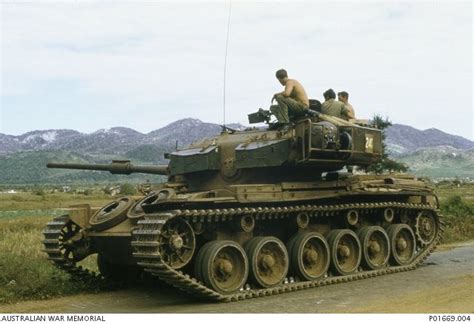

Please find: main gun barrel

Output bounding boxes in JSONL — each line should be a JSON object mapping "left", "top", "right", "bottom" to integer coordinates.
{"left": 47, "top": 160, "right": 168, "bottom": 175}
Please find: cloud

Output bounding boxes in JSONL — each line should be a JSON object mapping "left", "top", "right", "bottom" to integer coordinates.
{"left": 1, "top": 1, "right": 472, "bottom": 139}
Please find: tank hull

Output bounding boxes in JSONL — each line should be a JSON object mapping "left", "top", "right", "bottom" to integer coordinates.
{"left": 42, "top": 173, "right": 443, "bottom": 301}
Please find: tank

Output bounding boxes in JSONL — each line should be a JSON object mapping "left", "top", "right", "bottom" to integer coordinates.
{"left": 42, "top": 110, "right": 443, "bottom": 301}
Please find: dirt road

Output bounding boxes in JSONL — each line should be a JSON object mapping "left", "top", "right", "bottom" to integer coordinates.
{"left": 2, "top": 241, "right": 473, "bottom": 313}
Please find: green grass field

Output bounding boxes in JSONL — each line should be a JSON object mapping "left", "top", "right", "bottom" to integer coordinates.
{"left": 0, "top": 215, "right": 100, "bottom": 304}
{"left": 436, "top": 183, "right": 474, "bottom": 204}
{"left": 0, "top": 192, "right": 114, "bottom": 211}
{"left": 0, "top": 192, "right": 111, "bottom": 304}
{"left": 0, "top": 186, "right": 472, "bottom": 305}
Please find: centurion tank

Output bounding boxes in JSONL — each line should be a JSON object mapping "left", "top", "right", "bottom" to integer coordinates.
{"left": 43, "top": 108, "right": 443, "bottom": 301}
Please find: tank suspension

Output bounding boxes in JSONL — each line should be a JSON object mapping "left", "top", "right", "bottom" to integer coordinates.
{"left": 131, "top": 202, "right": 444, "bottom": 302}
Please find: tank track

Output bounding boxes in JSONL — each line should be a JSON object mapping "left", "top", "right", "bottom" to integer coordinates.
{"left": 132, "top": 202, "right": 444, "bottom": 302}
{"left": 42, "top": 215, "right": 110, "bottom": 288}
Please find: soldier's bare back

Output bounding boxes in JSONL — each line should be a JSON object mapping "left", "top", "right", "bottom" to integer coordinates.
{"left": 285, "top": 79, "right": 309, "bottom": 106}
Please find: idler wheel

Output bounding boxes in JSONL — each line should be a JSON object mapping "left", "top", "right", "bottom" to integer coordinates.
{"left": 415, "top": 211, "right": 438, "bottom": 246}
{"left": 90, "top": 197, "right": 134, "bottom": 231}
{"left": 245, "top": 236, "right": 289, "bottom": 288}
{"left": 159, "top": 217, "right": 195, "bottom": 269}
{"left": 55, "top": 218, "right": 87, "bottom": 262}
{"left": 195, "top": 241, "right": 248, "bottom": 294}
{"left": 287, "top": 232, "right": 330, "bottom": 280}
{"left": 326, "top": 229, "right": 361, "bottom": 275}
{"left": 386, "top": 224, "right": 416, "bottom": 265}
{"left": 357, "top": 226, "right": 390, "bottom": 270}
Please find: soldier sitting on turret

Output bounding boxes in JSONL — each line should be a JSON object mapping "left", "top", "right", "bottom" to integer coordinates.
{"left": 270, "top": 69, "right": 310, "bottom": 128}
{"left": 321, "top": 88, "right": 353, "bottom": 121}
{"left": 337, "top": 91, "right": 356, "bottom": 120}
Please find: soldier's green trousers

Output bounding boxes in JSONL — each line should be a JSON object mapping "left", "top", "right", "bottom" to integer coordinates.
{"left": 270, "top": 95, "right": 308, "bottom": 124}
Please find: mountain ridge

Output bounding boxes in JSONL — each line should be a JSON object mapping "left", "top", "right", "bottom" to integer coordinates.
{"left": 385, "top": 123, "right": 473, "bottom": 155}
{"left": 0, "top": 118, "right": 473, "bottom": 183}
{"left": 1, "top": 119, "right": 472, "bottom": 156}
{"left": 0, "top": 118, "right": 241, "bottom": 155}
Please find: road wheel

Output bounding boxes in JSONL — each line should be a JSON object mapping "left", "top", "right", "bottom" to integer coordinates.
{"left": 357, "top": 226, "right": 390, "bottom": 270}
{"left": 288, "top": 232, "right": 330, "bottom": 280}
{"left": 326, "top": 229, "right": 361, "bottom": 275}
{"left": 387, "top": 224, "right": 416, "bottom": 265}
{"left": 245, "top": 236, "right": 289, "bottom": 288}
{"left": 195, "top": 240, "right": 248, "bottom": 294}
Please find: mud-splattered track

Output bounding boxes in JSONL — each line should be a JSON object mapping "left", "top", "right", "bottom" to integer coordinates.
{"left": 2, "top": 241, "right": 473, "bottom": 313}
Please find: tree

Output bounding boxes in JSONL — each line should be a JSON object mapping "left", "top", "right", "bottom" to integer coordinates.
{"left": 365, "top": 115, "right": 408, "bottom": 174}
{"left": 120, "top": 183, "right": 137, "bottom": 195}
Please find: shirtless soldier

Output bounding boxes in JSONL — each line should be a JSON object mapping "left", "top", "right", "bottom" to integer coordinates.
{"left": 270, "top": 69, "right": 309, "bottom": 127}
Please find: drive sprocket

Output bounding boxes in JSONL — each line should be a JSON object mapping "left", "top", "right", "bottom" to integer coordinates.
{"left": 414, "top": 210, "right": 438, "bottom": 246}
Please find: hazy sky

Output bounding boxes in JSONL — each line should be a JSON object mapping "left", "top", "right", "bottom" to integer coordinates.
{"left": 1, "top": 1, "right": 472, "bottom": 139}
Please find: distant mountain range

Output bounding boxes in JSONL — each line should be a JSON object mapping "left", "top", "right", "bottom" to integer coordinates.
{"left": 0, "top": 119, "right": 472, "bottom": 184}
{"left": 0, "top": 119, "right": 244, "bottom": 156}
{"left": 385, "top": 124, "right": 473, "bottom": 155}
{"left": 396, "top": 146, "right": 474, "bottom": 179}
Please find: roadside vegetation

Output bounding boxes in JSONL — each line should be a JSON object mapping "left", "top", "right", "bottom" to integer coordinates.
{"left": 0, "top": 216, "right": 98, "bottom": 304}
{"left": 0, "top": 186, "right": 126, "bottom": 304}
{"left": 0, "top": 183, "right": 472, "bottom": 305}
{"left": 436, "top": 183, "right": 474, "bottom": 243}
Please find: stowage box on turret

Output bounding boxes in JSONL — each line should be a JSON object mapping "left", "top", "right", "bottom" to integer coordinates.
{"left": 43, "top": 110, "right": 442, "bottom": 301}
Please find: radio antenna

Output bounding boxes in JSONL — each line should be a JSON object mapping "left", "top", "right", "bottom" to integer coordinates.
{"left": 222, "top": 0, "right": 232, "bottom": 127}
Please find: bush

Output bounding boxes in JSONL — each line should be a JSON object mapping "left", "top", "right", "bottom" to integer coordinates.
{"left": 442, "top": 195, "right": 471, "bottom": 215}
{"left": 33, "top": 188, "right": 45, "bottom": 196}
{"left": 120, "top": 183, "right": 137, "bottom": 195}
{"left": 440, "top": 195, "right": 474, "bottom": 243}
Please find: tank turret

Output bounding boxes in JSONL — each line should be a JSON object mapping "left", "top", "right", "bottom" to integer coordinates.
{"left": 47, "top": 112, "right": 383, "bottom": 191}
